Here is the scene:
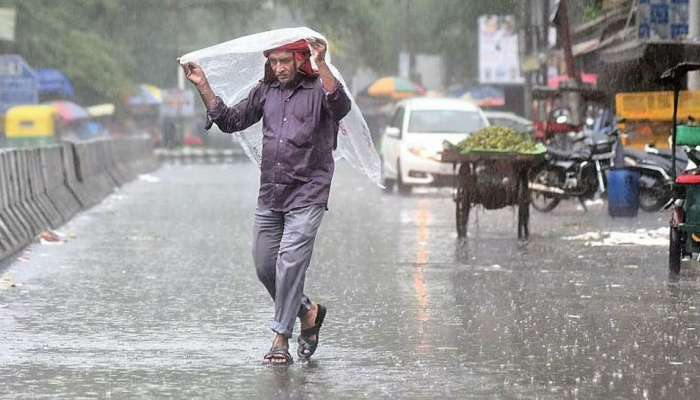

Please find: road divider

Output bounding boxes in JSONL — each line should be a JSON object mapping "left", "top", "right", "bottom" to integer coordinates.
{"left": 0, "top": 137, "right": 158, "bottom": 261}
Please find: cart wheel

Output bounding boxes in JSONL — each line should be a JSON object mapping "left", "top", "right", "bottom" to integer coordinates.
{"left": 518, "top": 174, "right": 530, "bottom": 239}
{"left": 670, "top": 225, "right": 682, "bottom": 274}
{"left": 669, "top": 206, "right": 684, "bottom": 274}
{"left": 455, "top": 187, "right": 470, "bottom": 238}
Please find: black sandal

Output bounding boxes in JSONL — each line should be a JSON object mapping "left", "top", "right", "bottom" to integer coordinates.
{"left": 297, "top": 304, "right": 327, "bottom": 359}
{"left": 263, "top": 346, "right": 293, "bottom": 366}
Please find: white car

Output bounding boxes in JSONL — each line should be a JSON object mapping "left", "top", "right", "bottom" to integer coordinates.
{"left": 380, "top": 97, "right": 490, "bottom": 193}
{"left": 483, "top": 111, "right": 533, "bottom": 133}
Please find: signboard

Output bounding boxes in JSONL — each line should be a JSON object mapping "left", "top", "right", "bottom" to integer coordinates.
{"left": 478, "top": 15, "right": 524, "bottom": 85}
{"left": 0, "top": 8, "right": 16, "bottom": 42}
{"left": 0, "top": 55, "right": 38, "bottom": 116}
{"left": 616, "top": 90, "right": 700, "bottom": 121}
{"left": 638, "top": 0, "right": 689, "bottom": 40}
{"left": 160, "top": 88, "right": 195, "bottom": 118}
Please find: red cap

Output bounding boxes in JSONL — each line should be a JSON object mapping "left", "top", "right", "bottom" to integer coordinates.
{"left": 263, "top": 39, "right": 317, "bottom": 79}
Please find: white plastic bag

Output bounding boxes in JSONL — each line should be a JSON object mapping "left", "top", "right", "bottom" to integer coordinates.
{"left": 179, "top": 27, "right": 381, "bottom": 186}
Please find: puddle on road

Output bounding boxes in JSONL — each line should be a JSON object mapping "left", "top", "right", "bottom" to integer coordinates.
{"left": 138, "top": 174, "right": 161, "bottom": 183}
{"left": 563, "top": 228, "right": 668, "bottom": 246}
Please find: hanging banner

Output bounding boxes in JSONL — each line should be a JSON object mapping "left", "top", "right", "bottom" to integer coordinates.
{"left": 478, "top": 15, "right": 524, "bottom": 85}
{"left": 0, "top": 8, "right": 16, "bottom": 42}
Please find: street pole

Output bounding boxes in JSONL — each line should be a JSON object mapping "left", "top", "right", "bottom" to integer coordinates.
{"left": 541, "top": 0, "right": 550, "bottom": 86}
{"left": 406, "top": 0, "right": 416, "bottom": 83}
{"left": 558, "top": 0, "right": 579, "bottom": 84}
{"left": 689, "top": 0, "right": 700, "bottom": 90}
{"left": 522, "top": 0, "right": 532, "bottom": 119}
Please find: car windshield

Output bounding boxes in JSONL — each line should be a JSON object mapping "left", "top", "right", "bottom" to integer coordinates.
{"left": 487, "top": 117, "right": 532, "bottom": 132}
{"left": 408, "top": 110, "right": 485, "bottom": 133}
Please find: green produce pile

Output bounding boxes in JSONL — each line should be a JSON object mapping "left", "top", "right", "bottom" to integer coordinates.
{"left": 457, "top": 127, "right": 541, "bottom": 154}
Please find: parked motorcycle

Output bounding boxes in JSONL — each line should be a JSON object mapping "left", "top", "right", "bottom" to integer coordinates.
{"left": 529, "top": 122, "right": 615, "bottom": 212}
{"left": 530, "top": 117, "right": 692, "bottom": 213}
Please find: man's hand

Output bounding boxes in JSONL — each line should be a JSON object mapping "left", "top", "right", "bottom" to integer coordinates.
{"left": 307, "top": 37, "right": 327, "bottom": 66}
{"left": 179, "top": 61, "right": 217, "bottom": 111}
{"left": 181, "top": 62, "right": 208, "bottom": 88}
{"left": 306, "top": 37, "right": 338, "bottom": 93}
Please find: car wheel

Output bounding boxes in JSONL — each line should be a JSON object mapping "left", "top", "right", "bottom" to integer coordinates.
{"left": 397, "top": 160, "right": 411, "bottom": 195}
{"left": 381, "top": 157, "right": 395, "bottom": 193}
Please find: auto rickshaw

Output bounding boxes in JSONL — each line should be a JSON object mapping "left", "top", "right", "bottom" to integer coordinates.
{"left": 4, "top": 104, "right": 58, "bottom": 147}
{"left": 664, "top": 62, "right": 700, "bottom": 274}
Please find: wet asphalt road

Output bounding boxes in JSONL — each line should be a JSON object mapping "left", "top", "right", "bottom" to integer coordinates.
{"left": 1, "top": 162, "right": 700, "bottom": 399}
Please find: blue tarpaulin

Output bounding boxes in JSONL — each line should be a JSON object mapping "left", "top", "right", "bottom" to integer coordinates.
{"left": 79, "top": 121, "right": 107, "bottom": 139}
{"left": 0, "top": 54, "right": 38, "bottom": 115}
{"left": 37, "top": 68, "right": 74, "bottom": 98}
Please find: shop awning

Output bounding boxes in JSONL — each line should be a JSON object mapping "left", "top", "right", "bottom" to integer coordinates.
{"left": 602, "top": 39, "right": 700, "bottom": 65}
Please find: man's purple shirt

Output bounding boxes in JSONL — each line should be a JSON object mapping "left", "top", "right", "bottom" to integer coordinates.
{"left": 206, "top": 76, "right": 351, "bottom": 212}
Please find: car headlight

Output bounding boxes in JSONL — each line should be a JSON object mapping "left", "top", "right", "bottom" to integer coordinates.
{"left": 623, "top": 156, "right": 637, "bottom": 166}
{"left": 408, "top": 146, "right": 439, "bottom": 160}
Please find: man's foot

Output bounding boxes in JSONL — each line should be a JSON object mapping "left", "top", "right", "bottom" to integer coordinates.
{"left": 300, "top": 303, "right": 319, "bottom": 333}
{"left": 297, "top": 304, "right": 326, "bottom": 359}
{"left": 264, "top": 334, "right": 292, "bottom": 366}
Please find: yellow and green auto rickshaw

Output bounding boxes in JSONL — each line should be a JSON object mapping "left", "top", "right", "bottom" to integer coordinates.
{"left": 664, "top": 62, "right": 700, "bottom": 274}
{"left": 4, "top": 104, "right": 58, "bottom": 147}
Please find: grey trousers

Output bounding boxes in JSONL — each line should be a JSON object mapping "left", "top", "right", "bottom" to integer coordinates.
{"left": 252, "top": 205, "right": 325, "bottom": 338}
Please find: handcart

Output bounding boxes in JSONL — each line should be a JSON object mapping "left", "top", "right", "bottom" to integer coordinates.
{"left": 442, "top": 147, "right": 545, "bottom": 239}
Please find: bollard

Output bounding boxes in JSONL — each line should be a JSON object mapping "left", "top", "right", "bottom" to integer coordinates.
{"left": 10, "top": 150, "right": 45, "bottom": 236}
{"left": 0, "top": 150, "right": 28, "bottom": 245}
{"left": 40, "top": 146, "right": 81, "bottom": 222}
{"left": 62, "top": 142, "right": 92, "bottom": 207}
{"left": 91, "top": 140, "right": 117, "bottom": 196}
{"left": 2, "top": 151, "right": 35, "bottom": 243}
{"left": 105, "top": 140, "right": 127, "bottom": 185}
{"left": 96, "top": 140, "right": 120, "bottom": 188}
{"left": 0, "top": 150, "right": 23, "bottom": 254}
{"left": 18, "top": 149, "right": 53, "bottom": 231}
{"left": 26, "top": 147, "right": 64, "bottom": 228}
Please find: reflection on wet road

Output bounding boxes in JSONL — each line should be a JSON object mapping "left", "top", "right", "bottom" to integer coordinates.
{"left": 1, "top": 162, "right": 699, "bottom": 399}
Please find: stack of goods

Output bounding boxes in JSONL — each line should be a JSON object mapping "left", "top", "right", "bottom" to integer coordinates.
{"left": 457, "top": 127, "right": 543, "bottom": 154}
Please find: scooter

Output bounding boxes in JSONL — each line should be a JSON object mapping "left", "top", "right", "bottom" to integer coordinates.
{"left": 622, "top": 145, "right": 687, "bottom": 212}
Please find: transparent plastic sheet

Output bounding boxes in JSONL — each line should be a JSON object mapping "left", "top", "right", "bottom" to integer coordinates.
{"left": 179, "top": 27, "right": 382, "bottom": 186}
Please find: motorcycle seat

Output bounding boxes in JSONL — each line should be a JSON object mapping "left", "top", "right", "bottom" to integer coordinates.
{"left": 675, "top": 174, "right": 700, "bottom": 185}
{"left": 546, "top": 148, "right": 588, "bottom": 161}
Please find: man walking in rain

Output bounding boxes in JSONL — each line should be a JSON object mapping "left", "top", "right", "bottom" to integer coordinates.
{"left": 182, "top": 38, "right": 351, "bottom": 365}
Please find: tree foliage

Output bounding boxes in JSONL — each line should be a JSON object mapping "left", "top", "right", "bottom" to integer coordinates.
{"left": 0, "top": 0, "right": 519, "bottom": 104}
{"left": 1, "top": 0, "right": 264, "bottom": 104}
{"left": 289, "top": 0, "right": 517, "bottom": 84}
{"left": 3, "top": 0, "right": 131, "bottom": 104}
